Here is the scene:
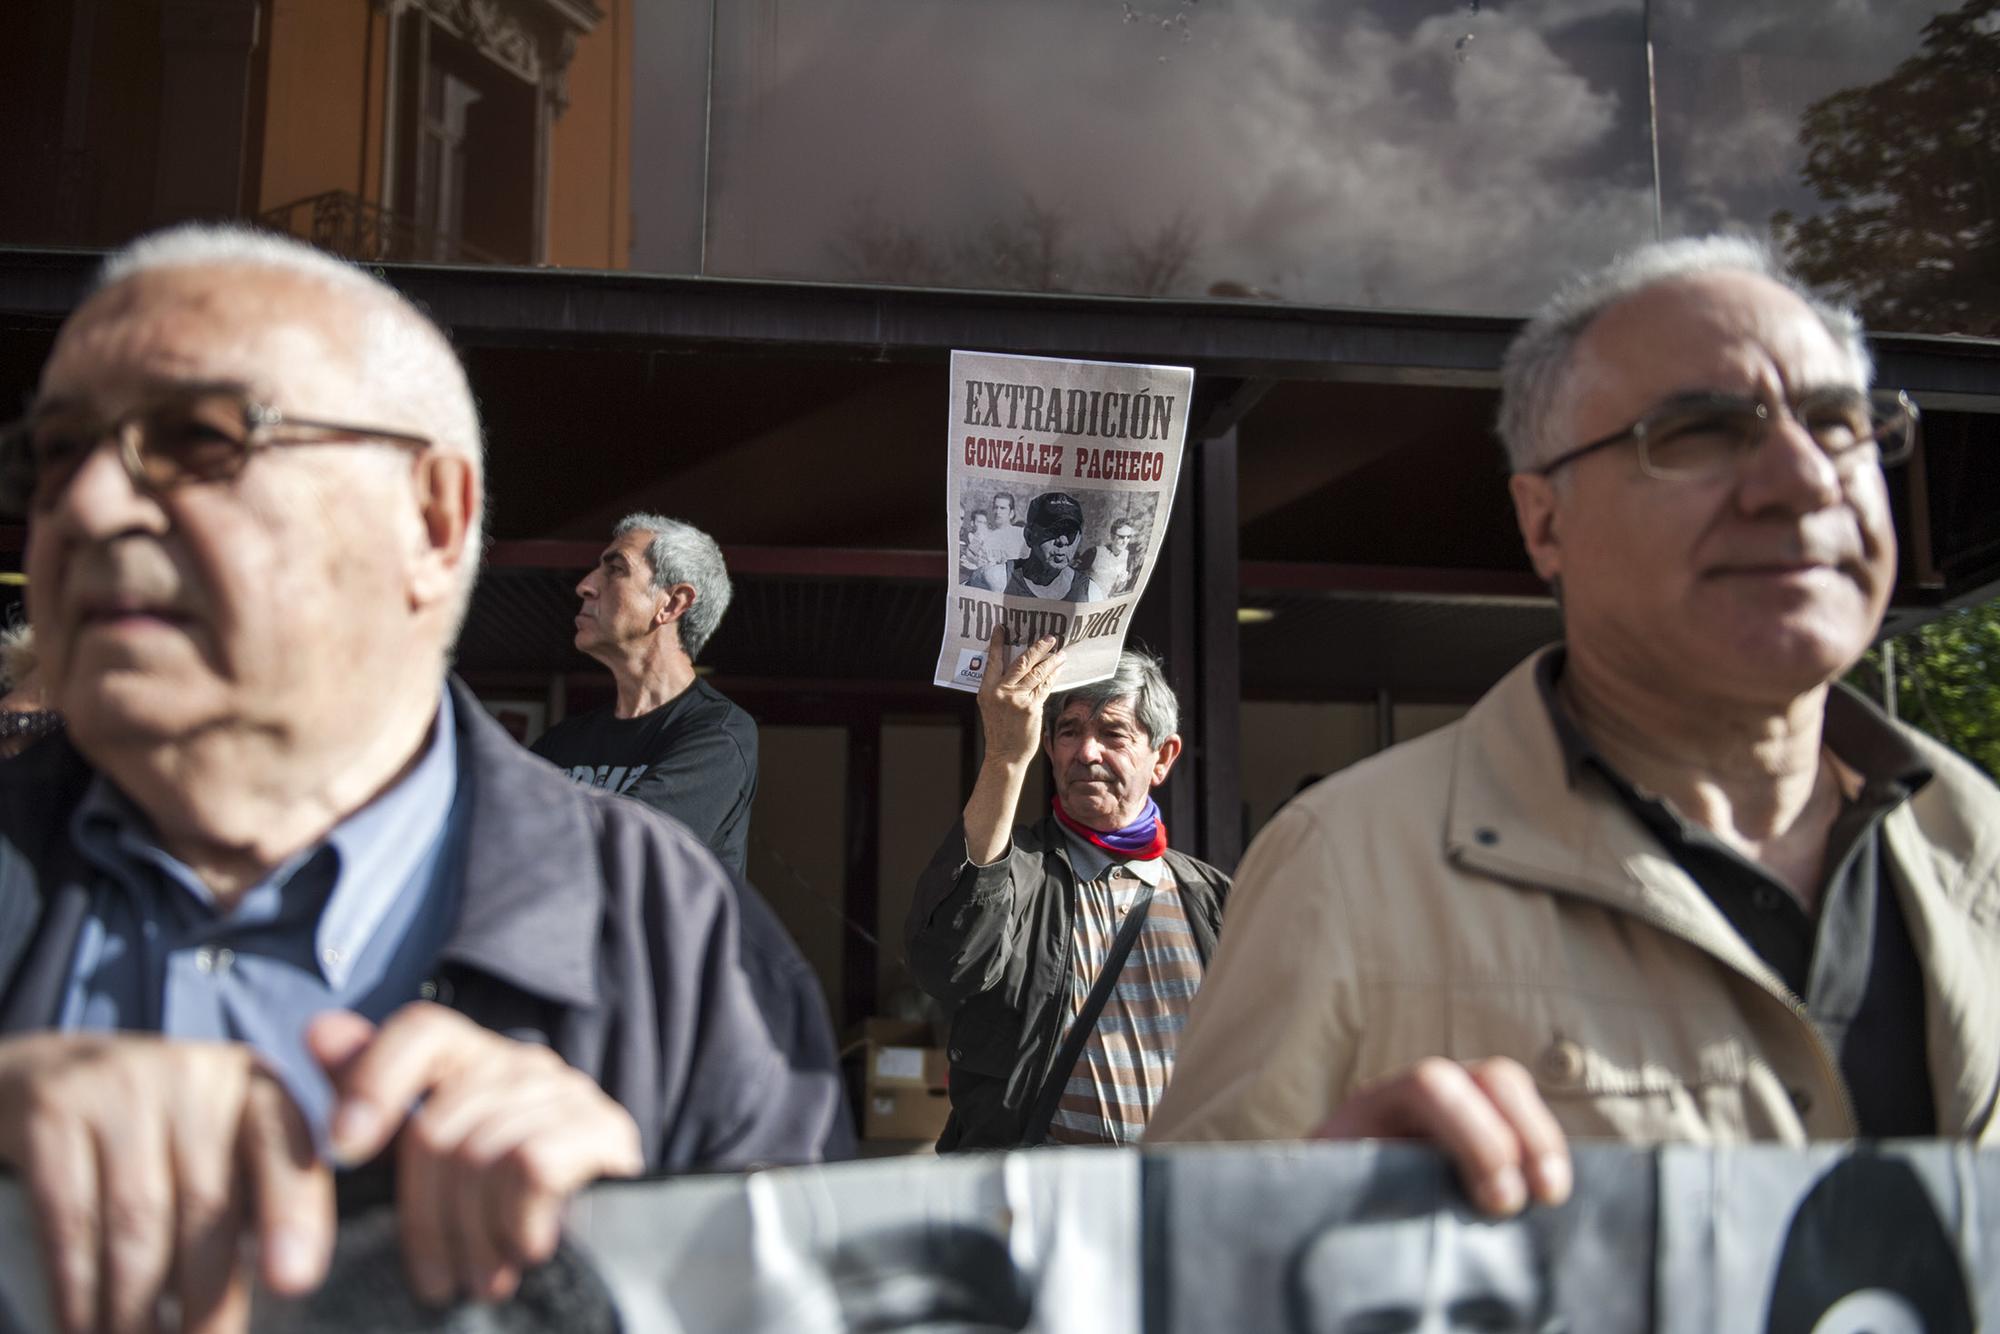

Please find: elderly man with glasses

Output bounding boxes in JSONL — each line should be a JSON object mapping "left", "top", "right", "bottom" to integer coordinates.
{"left": 0, "top": 226, "right": 837, "bottom": 1332}
{"left": 1150, "top": 236, "right": 2000, "bottom": 1213}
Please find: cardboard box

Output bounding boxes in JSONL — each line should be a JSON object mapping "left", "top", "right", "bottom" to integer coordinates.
{"left": 846, "top": 1018, "right": 951, "bottom": 1143}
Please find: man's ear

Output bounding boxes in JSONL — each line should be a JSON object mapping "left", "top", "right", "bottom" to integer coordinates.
{"left": 408, "top": 453, "right": 478, "bottom": 612}
{"left": 653, "top": 583, "right": 697, "bottom": 630}
{"left": 1149, "top": 734, "right": 1184, "bottom": 787}
{"left": 1508, "top": 471, "right": 1566, "bottom": 586}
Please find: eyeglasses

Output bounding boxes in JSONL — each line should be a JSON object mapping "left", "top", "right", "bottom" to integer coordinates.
{"left": 0, "top": 386, "right": 434, "bottom": 518}
{"left": 1530, "top": 387, "right": 1919, "bottom": 482}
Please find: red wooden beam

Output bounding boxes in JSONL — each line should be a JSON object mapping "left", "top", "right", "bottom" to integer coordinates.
{"left": 485, "top": 543, "right": 1551, "bottom": 601}
{"left": 1239, "top": 560, "right": 1549, "bottom": 600}
{"left": 484, "top": 540, "right": 944, "bottom": 581}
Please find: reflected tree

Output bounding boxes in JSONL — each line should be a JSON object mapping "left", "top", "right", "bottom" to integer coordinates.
{"left": 960, "top": 196, "right": 1076, "bottom": 292}
{"left": 825, "top": 202, "right": 950, "bottom": 287}
{"left": 1775, "top": 0, "right": 2000, "bottom": 335}
{"left": 1104, "top": 211, "right": 1201, "bottom": 297}
{"left": 827, "top": 196, "right": 1203, "bottom": 298}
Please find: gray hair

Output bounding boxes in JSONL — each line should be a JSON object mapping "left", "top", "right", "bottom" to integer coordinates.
{"left": 1496, "top": 235, "right": 1872, "bottom": 474}
{"left": 1044, "top": 647, "right": 1179, "bottom": 749}
{"left": 612, "top": 513, "right": 733, "bottom": 660}
{"left": 91, "top": 224, "right": 487, "bottom": 639}
{"left": 0, "top": 623, "right": 34, "bottom": 691}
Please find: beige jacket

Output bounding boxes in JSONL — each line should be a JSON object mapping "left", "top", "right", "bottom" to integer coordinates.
{"left": 1149, "top": 649, "right": 2000, "bottom": 1146}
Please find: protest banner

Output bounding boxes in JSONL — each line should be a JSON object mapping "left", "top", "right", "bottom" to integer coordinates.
{"left": 4, "top": 1142, "right": 1993, "bottom": 1332}
{"left": 936, "top": 350, "right": 1194, "bottom": 693}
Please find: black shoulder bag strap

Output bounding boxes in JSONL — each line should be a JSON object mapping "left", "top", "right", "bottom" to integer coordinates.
{"left": 1019, "top": 882, "right": 1156, "bottom": 1147}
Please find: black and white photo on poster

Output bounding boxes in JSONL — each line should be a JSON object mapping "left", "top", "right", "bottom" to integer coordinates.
{"left": 1146, "top": 1142, "right": 1653, "bottom": 1334}
{"left": 1657, "top": 1143, "right": 1985, "bottom": 1334}
{"left": 562, "top": 1150, "right": 1139, "bottom": 1332}
{"left": 957, "top": 482, "right": 1160, "bottom": 604}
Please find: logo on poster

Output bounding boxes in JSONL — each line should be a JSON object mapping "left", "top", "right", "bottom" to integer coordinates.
{"left": 955, "top": 649, "right": 988, "bottom": 686}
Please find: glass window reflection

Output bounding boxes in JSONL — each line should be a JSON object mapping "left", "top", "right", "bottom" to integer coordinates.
{"left": 698, "top": 0, "right": 1655, "bottom": 312}
{"left": 0, "top": 0, "right": 1991, "bottom": 333}
{"left": 1654, "top": 0, "right": 1998, "bottom": 336}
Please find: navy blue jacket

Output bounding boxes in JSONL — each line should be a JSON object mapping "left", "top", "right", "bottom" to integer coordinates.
{"left": 0, "top": 680, "right": 844, "bottom": 1172}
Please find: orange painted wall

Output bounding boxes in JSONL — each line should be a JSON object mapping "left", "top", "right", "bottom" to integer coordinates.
{"left": 546, "top": 0, "right": 633, "bottom": 270}
{"left": 257, "top": 1, "right": 382, "bottom": 214}
{"left": 253, "top": 0, "right": 626, "bottom": 267}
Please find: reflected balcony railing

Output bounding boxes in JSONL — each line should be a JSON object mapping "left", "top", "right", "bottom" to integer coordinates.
{"left": 256, "top": 191, "right": 504, "bottom": 266}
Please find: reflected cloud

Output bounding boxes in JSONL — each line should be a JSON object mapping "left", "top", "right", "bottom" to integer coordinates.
{"left": 1653, "top": 0, "right": 1929, "bottom": 63}
{"left": 692, "top": 0, "right": 1654, "bottom": 312}
{"left": 660, "top": 0, "right": 1986, "bottom": 330}
{"left": 1654, "top": 0, "right": 1943, "bottom": 237}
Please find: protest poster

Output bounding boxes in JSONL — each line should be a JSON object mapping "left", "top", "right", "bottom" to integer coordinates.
{"left": 5, "top": 1142, "right": 1995, "bottom": 1331}
{"left": 935, "top": 350, "right": 1194, "bottom": 693}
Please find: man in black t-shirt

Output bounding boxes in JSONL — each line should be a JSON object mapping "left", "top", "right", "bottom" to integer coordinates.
{"left": 533, "top": 513, "right": 855, "bottom": 1155}
{"left": 533, "top": 513, "right": 758, "bottom": 876}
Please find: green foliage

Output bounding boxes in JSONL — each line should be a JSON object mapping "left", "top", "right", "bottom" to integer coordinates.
{"left": 1850, "top": 600, "right": 2000, "bottom": 777}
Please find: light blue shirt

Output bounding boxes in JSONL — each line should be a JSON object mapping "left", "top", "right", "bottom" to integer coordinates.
{"left": 58, "top": 690, "right": 465, "bottom": 1144}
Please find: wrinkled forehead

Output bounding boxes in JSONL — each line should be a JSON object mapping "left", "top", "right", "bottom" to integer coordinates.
{"left": 1057, "top": 695, "right": 1137, "bottom": 729}
{"left": 601, "top": 529, "right": 656, "bottom": 565}
{"left": 1571, "top": 271, "right": 1860, "bottom": 417}
{"left": 40, "top": 268, "right": 367, "bottom": 416}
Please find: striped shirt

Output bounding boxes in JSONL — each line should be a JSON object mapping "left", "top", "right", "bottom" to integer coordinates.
{"left": 1044, "top": 841, "right": 1204, "bottom": 1145}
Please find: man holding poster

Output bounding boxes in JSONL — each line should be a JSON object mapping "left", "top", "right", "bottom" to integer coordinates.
{"left": 908, "top": 630, "right": 1230, "bottom": 1151}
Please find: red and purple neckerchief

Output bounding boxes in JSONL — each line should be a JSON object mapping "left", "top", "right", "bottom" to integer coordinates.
{"left": 1052, "top": 795, "right": 1167, "bottom": 860}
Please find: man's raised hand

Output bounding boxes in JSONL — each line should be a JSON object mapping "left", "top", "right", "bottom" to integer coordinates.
{"left": 961, "top": 625, "right": 1068, "bottom": 864}
{"left": 975, "top": 624, "right": 1066, "bottom": 769}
